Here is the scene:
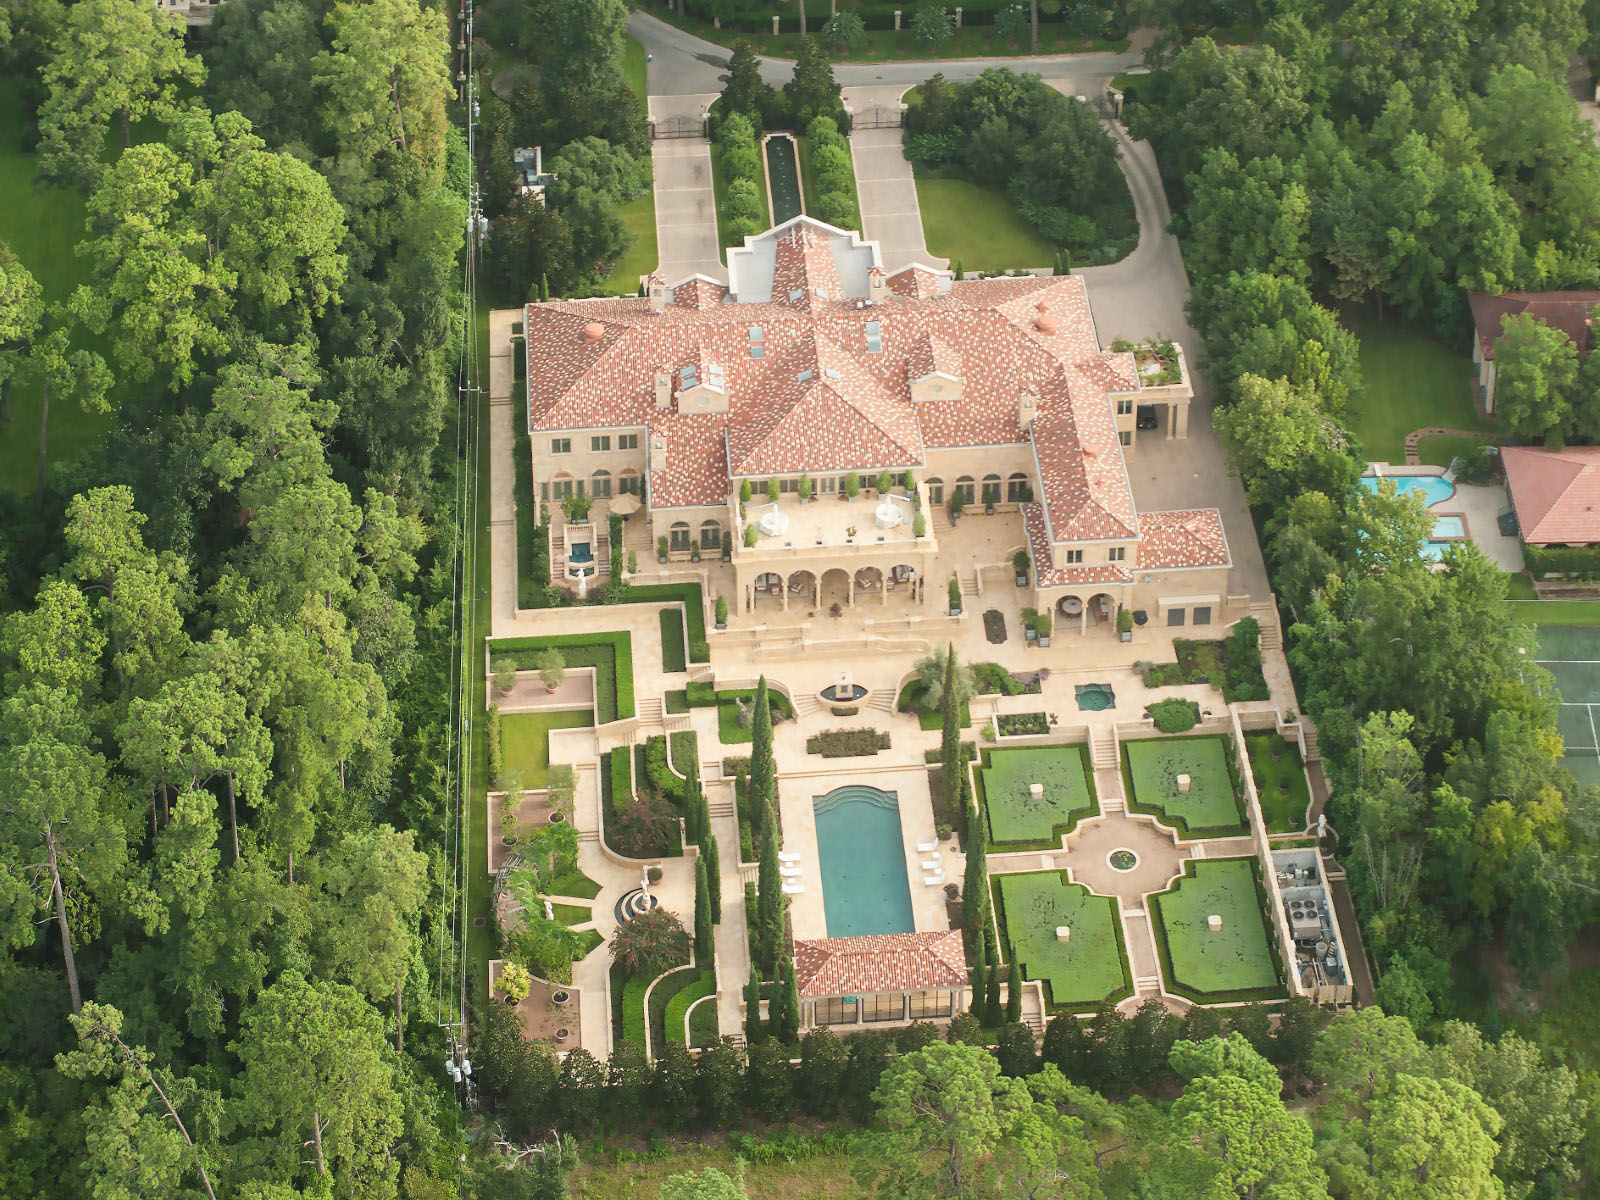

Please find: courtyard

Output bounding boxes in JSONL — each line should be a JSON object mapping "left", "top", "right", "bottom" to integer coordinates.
{"left": 1123, "top": 735, "right": 1245, "bottom": 837}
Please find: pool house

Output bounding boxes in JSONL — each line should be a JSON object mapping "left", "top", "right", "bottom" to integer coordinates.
{"left": 793, "top": 930, "right": 969, "bottom": 1032}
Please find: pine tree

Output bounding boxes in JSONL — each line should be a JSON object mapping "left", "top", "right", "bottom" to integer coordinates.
{"left": 784, "top": 35, "right": 841, "bottom": 125}
{"left": 703, "top": 828, "right": 722, "bottom": 923}
{"left": 693, "top": 857, "right": 714, "bottom": 966}
{"left": 722, "top": 38, "right": 770, "bottom": 125}
{"left": 985, "top": 955, "right": 1003, "bottom": 1027}
{"left": 1005, "top": 957, "right": 1022, "bottom": 1023}
{"left": 961, "top": 774, "right": 987, "bottom": 934}
{"left": 757, "top": 811, "right": 781, "bottom": 976}
{"left": 745, "top": 962, "right": 764, "bottom": 1043}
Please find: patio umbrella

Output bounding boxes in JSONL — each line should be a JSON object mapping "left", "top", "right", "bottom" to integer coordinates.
{"left": 610, "top": 492, "right": 641, "bottom": 516}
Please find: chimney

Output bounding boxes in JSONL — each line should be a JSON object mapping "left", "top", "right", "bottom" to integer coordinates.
{"left": 654, "top": 367, "right": 672, "bottom": 410}
{"left": 647, "top": 275, "right": 667, "bottom": 312}
{"left": 867, "top": 267, "right": 887, "bottom": 305}
{"left": 1018, "top": 391, "right": 1037, "bottom": 432}
{"left": 649, "top": 430, "right": 668, "bottom": 472}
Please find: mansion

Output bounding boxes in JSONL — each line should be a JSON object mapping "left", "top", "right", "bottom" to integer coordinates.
{"left": 522, "top": 217, "right": 1235, "bottom": 634}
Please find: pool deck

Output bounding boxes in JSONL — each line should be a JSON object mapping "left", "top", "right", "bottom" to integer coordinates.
{"left": 1364, "top": 462, "right": 1524, "bottom": 572}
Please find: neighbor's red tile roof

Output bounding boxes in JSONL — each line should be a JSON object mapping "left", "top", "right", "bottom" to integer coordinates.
{"left": 524, "top": 220, "right": 1146, "bottom": 537}
{"left": 1502, "top": 445, "right": 1600, "bottom": 545}
{"left": 794, "top": 930, "right": 968, "bottom": 996}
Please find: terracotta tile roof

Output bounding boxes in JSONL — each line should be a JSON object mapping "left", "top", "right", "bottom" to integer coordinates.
{"left": 1022, "top": 502, "right": 1131, "bottom": 586}
{"left": 1136, "top": 508, "right": 1232, "bottom": 570}
{"left": 522, "top": 220, "right": 1166, "bottom": 572}
{"left": 1502, "top": 445, "right": 1600, "bottom": 545}
{"left": 794, "top": 930, "right": 968, "bottom": 996}
{"left": 1469, "top": 291, "right": 1600, "bottom": 358}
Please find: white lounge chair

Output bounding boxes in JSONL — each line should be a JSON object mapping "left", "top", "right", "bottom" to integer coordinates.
{"left": 779, "top": 865, "right": 802, "bottom": 877}
{"left": 783, "top": 882, "right": 805, "bottom": 895}
{"left": 777, "top": 851, "right": 799, "bottom": 863}
{"left": 915, "top": 838, "right": 939, "bottom": 853}
{"left": 921, "top": 851, "right": 941, "bottom": 862}
{"left": 923, "top": 873, "right": 945, "bottom": 886}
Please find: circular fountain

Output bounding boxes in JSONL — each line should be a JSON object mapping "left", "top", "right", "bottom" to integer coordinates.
{"left": 757, "top": 506, "right": 790, "bottom": 538}
{"left": 819, "top": 670, "right": 869, "bottom": 712}
{"left": 874, "top": 494, "right": 910, "bottom": 528}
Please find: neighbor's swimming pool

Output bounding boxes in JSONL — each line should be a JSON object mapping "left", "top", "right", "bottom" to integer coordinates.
{"left": 813, "top": 785, "right": 915, "bottom": 938}
{"left": 1359, "top": 472, "right": 1456, "bottom": 507}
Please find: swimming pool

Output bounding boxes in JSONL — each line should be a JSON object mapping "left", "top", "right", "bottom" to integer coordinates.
{"left": 1432, "top": 514, "right": 1466, "bottom": 539}
{"left": 1359, "top": 473, "right": 1455, "bottom": 507}
{"left": 813, "top": 785, "right": 915, "bottom": 937}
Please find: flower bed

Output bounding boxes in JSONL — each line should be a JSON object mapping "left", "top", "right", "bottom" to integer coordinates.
{"left": 996, "top": 712, "right": 1049, "bottom": 736}
{"left": 805, "top": 728, "right": 892, "bottom": 757}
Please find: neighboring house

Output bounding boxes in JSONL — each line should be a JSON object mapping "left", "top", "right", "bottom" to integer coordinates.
{"left": 156, "top": 0, "right": 223, "bottom": 25}
{"left": 514, "top": 147, "right": 554, "bottom": 204}
{"left": 793, "top": 930, "right": 968, "bottom": 1032}
{"left": 1467, "top": 290, "right": 1600, "bottom": 413}
{"left": 1502, "top": 445, "right": 1600, "bottom": 547}
{"left": 522, "top": 215, "right": 1234, "bottom": 634}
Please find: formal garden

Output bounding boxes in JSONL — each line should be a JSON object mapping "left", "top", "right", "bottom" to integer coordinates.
{"left": 1149, "top": 858, "right": 1284, "bottom": 1002}
{"left": 975, "top": 744, "right": 1098, "bottom": 849}
{"left": 1243, "top": 731, "right": 1311, "bottom": 833}
{"left": 993, "top": 870, "right": 1131, "bottom": 1010}
{"left": 1122, "top": 735, "right": 1246, "bottom": 838}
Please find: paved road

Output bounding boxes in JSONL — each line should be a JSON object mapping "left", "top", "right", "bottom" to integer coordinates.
{"left": 632, "top": 8, "right": 1142, "bottom": 96}
{"left": 648, "top": 94, "right": 728, "bottom": 282}
{"left": 842, "top": 84, "right": 946, "bottom": 271}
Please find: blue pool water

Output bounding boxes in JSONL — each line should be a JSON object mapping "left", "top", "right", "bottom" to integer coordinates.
{"left": 1359, "top": 473, "right": 1455, "bottom": 507}
{"left": 568, "top": 541, "right": 594, "bottom": 564}
{"left": 1432, "top": 514, "right": 1466, "bottom": 539}
{"left": 813, "top": 786, "right": 915, "bottom": 937}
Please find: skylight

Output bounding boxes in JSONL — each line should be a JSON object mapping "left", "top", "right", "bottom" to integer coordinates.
{"left": 865, "top": 320, "right": 882, "bottom": 353}
{"left": 796, "top": 369, "right": 814, "bottom": 382}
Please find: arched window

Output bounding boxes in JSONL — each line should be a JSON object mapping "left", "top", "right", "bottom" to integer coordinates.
{"left": 955, "top": 476, "right": 976, "bottom": 503}
{"left": 591, "top": 469, "right": 612, "bottom": 499}
{"left": 981, "top": 474, "right": 1002, "bottom": 503}
{"left": 617, "top": 469, "right": 640, "bottom": 495}
{"left": 669, "top": 521, "right": 691, "bottom": 552}
{"left": 700, "top": 520, "right": 722, "bottom": 550}
{"left": 925, "top": 477, "right": 944, "bottom": 505}
{"left": 1006, "top": 472, "right": 1031, "bottom": 502}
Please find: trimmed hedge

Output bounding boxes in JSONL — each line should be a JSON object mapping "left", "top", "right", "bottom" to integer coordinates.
{"left": 991, "top": 870, "right": 1133, "bottom": 1014}
{"left": 1146, "top": 698, "right": 1201, "bottom": 733}
{"left": 622, "top": 973, "right": 650, "bottom": 1047}
{"left": 490, "top": 631, "right": 634, "bottom": 722}
{"left": 648, "top": 965, "right": 702, "bottom": 1051}
{"left": 1525, "top": 543, "right": 1600, "bottom": 579}
{"left": 805, "top": 728, "right": 891, "bottom": 757}
{"left": 687, "top": 992, "right": 720, "bottom": 1047}
{"left": 686, "top": 680, "right": 717, "bottom": 707}
{"left": 662, "top": 969, "right": 717, "bottom": 1046}
{"left": 659, "top": 607, "right": 688, "bottom": 674}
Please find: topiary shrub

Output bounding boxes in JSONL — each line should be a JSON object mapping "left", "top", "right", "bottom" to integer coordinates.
{"left": 1146, "top": 698, "right": 1201, "bottom": 733}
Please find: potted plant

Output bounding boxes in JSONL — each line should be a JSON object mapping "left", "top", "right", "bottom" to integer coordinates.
{"left": 715, "top": 594, "right": 729, "bottom": 629}
{"left": 985, "top": 492, "right": 997, "bottom": 516}
{"left": 797, "top": 473, "right": 812, "bottom": 502}
{"left": 1035, "top": 610, "right": 1053, "bottom": 648}
{"left": 744, "top": 523, "right": 758, "bottom": 548}
{"left": 547, "top": 764, "right": 575, "bottom": 822}
{"left": 721, "top": 540, "right": 731, "bottom": 561}
{"left": 1022, "top": 607, "right": 1039, "bottom": 643}
{"left": 840, "top": 474, "right": 857, "bottom": 502}
{"left": 690, "top": 538, "right": 701, "bottom": 563}
{"left": 936, "top": 822, "right": 952, "bottom": 841}
{"left": 948, "top": 576, "right": 962, "bottom": 616}
{"left": 876, "top": 470, "right": 894, "bottom": 494}
{"left": 491, "top": 655, "right": 518, "bottom": 696}
{"left": 561, "top": 492, "right": 593, "bottom": 522}
{"left": 1117, "top": 607, "right": 1133, "bottom": 642}
{"left": 657, "top": 535, "right": 668, "bottom": 563}
{"left": 739, "top": 478, "right": 751, "bottom": 515}
{"left": 948, "top": 490, "right": 965, "bottom": 522}
{"left": 846, "top": 525, "right": 857, "bottom": 542}
{"left": 913, "top": 511, "right": 927, "bottom": 538}
{"left": 766, "top": 477, "right": 781, "bottom": 504}
{"left": 647, "top": 866, "right": 663, "bottom": 884}
{"left": 536, "top": 648, "right": 565, "bottom": 693}
{"left": 944, "top": 882, "right": 960, "bottom": 900}
{"left": 902, "top": 470, "right": 916, "bottom": 493}
{"left": 626, "top": 549, "right": 637, "bottom": 576}
{"left": 499, "top": 961, "right": 531, "bottom": 1006}
{"left": 1013, "top": 550, "right": 1029, "bottom": 587}
{"left": 550, "top": 988, "right": 571, "bottom": 1007}
{"left": 499, "top": 780, "right": 522, "bottom": 844}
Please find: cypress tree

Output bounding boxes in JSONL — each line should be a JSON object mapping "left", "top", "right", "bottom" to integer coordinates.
{"left": 757, "top": 811, "right": 781, "bottom": 976}
{"left": 693, "top": 857, "right": 715, "bottom": 966}
{"left": 778, "top": 956, "right": 802, "bottom": 1044}
{"left": 703, "top": 828, "right": 722, "bottom": 923}
{"left": 968, "top": 929, "right": 987, "bottom": 1019}
{"left": 961, "top": 773, "right": 987, "bottom": 934}
{"left": 750, "top": 676, "right": 775, "bottom": 824}
{"left": 954, "top": 259, "right": 964, "bottom": 280}
{"left": 745, "top": 962, "right": 764, "bottom": 1043}
{"left": 1005, "top": 956, "right": 1022, "bottom": 1023}
{"left": 538, "top": 273, "right": 549, "bottom": 301}
{"left": 985, "top": 954, "right": 1003, "bottom": 1026}
{"left": 939, "top": 645, "right": 962, "bottom": 816}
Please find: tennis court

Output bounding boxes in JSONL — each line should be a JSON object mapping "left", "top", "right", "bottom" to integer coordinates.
{"left": 1536, "top": 625, "right": 1600, "bottom": 788}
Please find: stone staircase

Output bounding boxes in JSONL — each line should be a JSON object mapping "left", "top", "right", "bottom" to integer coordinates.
{"left": 1249, "top": 601, "right": 1281, "bottom": 649}
{"left": 1134, "top": 973, "right": 1162, "bottom": 996}
{"left": 1089, "top": 726, "right": 1118, "bottom": 771}
{"left": 636, "top": 697, "right": 664, "bottom": 725}
{"left": 932, "top": 507, "right": 955, "bottom": 535}
{"left": 1022, "top": 1011, "right": 1045, "bottom": 1036}
{"left": 959, "top": 568, "right": 982, "bottom": 598}
{"left": 708, "top": 796, "right": 737, "bottom": 819}
{"left": 868, "top": 688, "right": 898, "bottom": 713}
{"left": 791, "top": 692, "right": 822, "bottom": 717}
{"left": 578, "top": 828, "right": 600, "bottom": 844}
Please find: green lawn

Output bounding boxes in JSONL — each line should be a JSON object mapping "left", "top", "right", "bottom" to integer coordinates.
{"left": 545, "top": 866, "right": 602, "bottom": 899}
{"left": 598, "top": 192, "right": 657, "bottom": 295}
{"left": 977, "top": 745, "right": 1097, "bottom": 847}
{"left": 1123, "top": 736, "right": 1244, "bottom": 837}
{"left": 1507, "top": 598, "right": 1600, "bottom": 626}
{"left": 995, "top": 871, "right": 1131, "bottom": 1010}
{"left": 550, "top": 902, "right": 591, "bottom": 926}
{"left": 716, "top": 688, "right": 794, "bottom": 744}
{"left": 623, "top": 34, "right": 647, "bottom": 107}
{"left": 1244, "top": 732, "right": 1310, "bottom": 834}
{"left": 1414, "top": 432, "right": 1494, "bottom": 470}
{"left": 913, "top": 170, "right": 1054, "bottom": 273}
{"left": 1344, "top": 314, "right": 1490, "bottom": 464}
{"left": 658, "top": 606, "right": 687, "bottom": 673}
{"left": 501, "top": 710, "right": 593, "bottom": 787}
{"left": 0, "top": 79, "right": 114, "bottom": 491}
{"left": 1151, "top": 858, "right": 1282, "bottom": 1000}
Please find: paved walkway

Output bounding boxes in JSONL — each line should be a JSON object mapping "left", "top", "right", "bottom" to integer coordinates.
{"left": 843, "top": 85, "right": 946, "bottom": 272}
{"left": 487, "top": 309, "right": 519, "bottom": 635}
{"left": 649, "top": 94, "right": 726, "bottom": 283}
